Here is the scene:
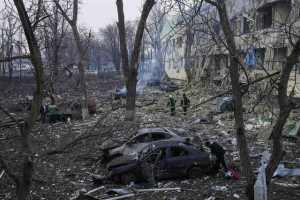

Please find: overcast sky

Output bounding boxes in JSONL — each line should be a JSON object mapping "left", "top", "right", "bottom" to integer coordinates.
{"left": 0, "top": 0, "right": 142, "bottom": 31}
{"left": 79, "top": 0, "right": 142, "bottom": 31}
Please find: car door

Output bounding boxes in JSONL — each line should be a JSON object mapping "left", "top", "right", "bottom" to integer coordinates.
{"left": 166, "top": 146, "right": 194, "bottom": 177}
{"left": 141, "top": 148, "right": 167, "bottom": 180}
{"left": 123, "top": 133, "right": 151, "bottom": 155}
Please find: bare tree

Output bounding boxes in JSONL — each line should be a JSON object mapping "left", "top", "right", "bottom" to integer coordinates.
{"left": 100, "top": 23, "right": 121, "bottom": 74}
{"left": 116, "top": 0, "right": 156, "bottom": 121}
{"left": 0, "top": 0, "right": 45, "bottom": 199}
{"left": 145, "top": 3, "right": 168, "bottom": 79}
{"left": 54, "top": 0, "right": 89, "bottom": 119}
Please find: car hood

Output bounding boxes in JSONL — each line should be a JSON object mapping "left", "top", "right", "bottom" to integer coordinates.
{"left": 109, "top": 143, "right": 150, "bottom": 157}
{"left": 107, "top": 155, "right": 138, "bottom": 169}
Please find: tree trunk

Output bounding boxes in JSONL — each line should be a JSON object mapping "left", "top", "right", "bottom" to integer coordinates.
{"left": 116, "top": 0, "right": 156, "bottom": 121}
{"left": 9, "top": 63, "right": 13, "bottom": 83}
{"left": 184, "top": 31, "right": 193, "bottom": 83}
{"left": 72, "top": 26, "right": 89, "bottom": 120}
{"left": 125, "top": 73, "right": 137, "bottom": 120}
{"left": 265, "top": 40, "right": 300, "bottom": 184}
{"left": 212, "top": 1, "right": 256, "bottom": 198}
{"left": 13, "top": 1, "right": 45, "bottom": 199}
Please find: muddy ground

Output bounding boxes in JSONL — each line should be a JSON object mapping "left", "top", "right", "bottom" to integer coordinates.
{"left": 0, "top": 73, "right": 299, "bottom": 200}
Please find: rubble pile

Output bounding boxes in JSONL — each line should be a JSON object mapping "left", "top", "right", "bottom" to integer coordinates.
{"left": 0, "top": 74, "right": 300, "bottom": 199}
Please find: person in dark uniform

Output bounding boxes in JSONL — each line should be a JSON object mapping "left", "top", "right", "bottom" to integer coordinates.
{"left": 181, "top": 93, "right": 190, "bottom": 115}
{"left": 167, "top": 95, "right": 176, "bottom": 116}
{"left": 40, "top": 101, "right": 48, "bottom": 123}
{"left": 205, "top": 141, "right": 231, "bottom": 177}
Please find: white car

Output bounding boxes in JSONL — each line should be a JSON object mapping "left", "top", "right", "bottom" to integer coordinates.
{"left": 101, "top": 127, "right": 188, "bottom": 161}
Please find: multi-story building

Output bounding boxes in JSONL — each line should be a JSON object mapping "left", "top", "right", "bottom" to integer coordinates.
{"left": 162, "top": 0, "right": 300, "bottom": 94}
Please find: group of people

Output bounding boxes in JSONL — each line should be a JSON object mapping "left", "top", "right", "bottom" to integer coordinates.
{"left": 167, "top": 93, "right": 190, "bottom": 116}
{"left": 166, "top": 93, "right": 233, "bottom": 178}
{"left": 40, "top": 101, "right": 58, "bottom": 124}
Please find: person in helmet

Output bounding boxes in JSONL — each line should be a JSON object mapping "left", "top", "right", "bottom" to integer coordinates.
{"left": 181, "top": 93, "right": 190, "bottom": 115}
{"left": 166, "top": 95, "right": 176, "bottom": 116}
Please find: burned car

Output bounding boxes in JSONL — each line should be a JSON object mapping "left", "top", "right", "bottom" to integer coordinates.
{"left": 101, "top": 127, "right": 188, "bottom": 161}
{"left": 94, "top": 142, "right": 212, "bottom": 185}
{"left": 160, "top": 81, "right": 179, "bottom": 92}
{"left": 114, "top": 89, "right": 127, "bottom": 100}
{"left": 55, "top": 98, "right": 97, "bottom": 121}
{"left": 114, "top": 86, "right": 142, "bottom": 100}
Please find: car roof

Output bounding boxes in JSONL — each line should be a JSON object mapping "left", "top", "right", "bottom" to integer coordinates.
{"left": 136, "top": 127, "right": 178, "bottom": 137}
{"left": 142, "top": 142, "right": 199, "bottom": 157}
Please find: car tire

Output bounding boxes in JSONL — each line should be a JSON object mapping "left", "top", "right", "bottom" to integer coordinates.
{"left": 188, "top": 166, "right": 204, "bottom": 179}
{"left": 120, "top": 172, "right": 137, "bottom": 185}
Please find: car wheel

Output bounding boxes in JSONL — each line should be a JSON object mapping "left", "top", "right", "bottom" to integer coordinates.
{"left": 121, "top": 172, "right": 137, "bottom": 185}
{"left": 188, "top": 166, "right": 204, "bottom": 179}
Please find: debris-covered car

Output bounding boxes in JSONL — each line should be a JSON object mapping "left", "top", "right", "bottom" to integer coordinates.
{"left": 101, "top": 127, "right": 188, "bottom": 161}
{"left": 160, "top": 81, "right": 179, "bottom": 92}
{"left": 55, "top": 98, "right": 97, "bottom": 121}
{"left": 10, "top": 95, "right": 33, "bottom": 112}
{"left": 94, "top": 142, "right": 213, "bottom": 185}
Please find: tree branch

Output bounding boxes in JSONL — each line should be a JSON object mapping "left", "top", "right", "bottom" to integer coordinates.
{"left": 0, "top": 155, "right": 20, "bottom": 188}
{"left": 0, "top": 106, "right": 22, "bottom": 127}
{"left": 203, "top": 0, "right": 218, "bottom": 7}
{"left": 0, "top": 55, "right": 31, "bottom": 63}
{"left": 53, "top": 0, "right": 73, "bottom": 25}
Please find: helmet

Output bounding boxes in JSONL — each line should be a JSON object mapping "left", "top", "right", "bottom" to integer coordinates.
{"left": 169, "top": 95, "right": 172, "bottom": 98}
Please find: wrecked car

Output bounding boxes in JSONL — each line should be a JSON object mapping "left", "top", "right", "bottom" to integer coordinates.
{"left": 95, "top": 142, "right": 212, "bottom": 185}
{"left": 55, "top": 98, "right": 97, "bottom": 121}
{"left": 114, "top": 89, "right": 127, "bottom": 100}
{"left": 106, "top": 141, "right": 193, "bottom": 170}
{"left": 160, "top": 81, "right": 179, "bottom": 92}
{"left": 114, "top": 86, "right": 142, "bottom": 100}
{"left": 101, "top": 127, "right": 188, "bottom": 161}
{"left": 10, "top": 95, "right": 33, "bottom": 112}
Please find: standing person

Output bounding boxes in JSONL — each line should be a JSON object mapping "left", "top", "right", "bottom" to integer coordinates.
{"left": 205, "top": 141, "right": 232, "bottom": 177}
{"left": 166, "top": 95, "right": 176, "bottom": 116}
{"left": 181, "top": 93, "right": 190, "bottom": 115}
{"left": 40, "top": 101, "right": 48, "bottom": 123}
{"left": 48, "top": 103, "right": 58, "bottom": 124}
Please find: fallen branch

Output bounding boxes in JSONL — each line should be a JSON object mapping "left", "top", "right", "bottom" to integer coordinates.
{"left": 70, "top": 186, "right": 105, "bottom": 200}
{"left": 43, "top": 109, "right": 112, "bottom": 156}
{"left": 104, "top": 188, "right": 183, "bottom": 200}
{"left": 0, "top": 170, "right": 5, "bottom": 179}
{"left": 105, "top": 194, "right": 135, "bottom": 200}
{"left": 0, "top": 155, "right": 20, "bottom": 188}
{"left": 282, "top": 135, "right": 300, "bottom": 140}
{"left": 0, "top": 106, "right": 22, "bottom": 127}
{"left": 194, "top": 71, "right": 280, "bottom": 107}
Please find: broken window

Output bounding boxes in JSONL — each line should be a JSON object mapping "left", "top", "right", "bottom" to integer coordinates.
{"left": 272, "top": 47, "right": 287, "bottom": 70}
{"left": 151, "top": 133, "right": 165, "bottom": 141}
{"left": 135, "top": 134, "right": 149, "bottom": 143}
{"left": 170, "top": 147, "right": 189, "bottom": 157}
{"left": 177, "top": 37, "right": 183, "bottom": 48}
{"left": 256, "top": 5, "right": 273, "bottom": 30}
{"left": 231, "top": 17, "right": 240, "bottom": 35}
{"left": 212, "top": 21, "right": 220, "bottom": 36}
{"left": 255, "top": 48, "right": 266, "bottom": 70}
{"left": 243, "top": 17, "right": 251, "bottom": 34}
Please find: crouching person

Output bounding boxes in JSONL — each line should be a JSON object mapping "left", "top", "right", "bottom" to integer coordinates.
{"left": 205, "top": 141, "right": 232, "bottom": 177}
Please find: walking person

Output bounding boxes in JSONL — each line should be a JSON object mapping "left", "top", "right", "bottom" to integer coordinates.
{"left": 181, "top": 93, "right": 190, "bottom": 115}
{"left": 166, "top": 95, "right": 176, "bottom": 116}
{"left": 40, "top": 101, "right": 48, "bottom": 123}
{"left": 205, "top": 141, "right": 232, "bottom": 177}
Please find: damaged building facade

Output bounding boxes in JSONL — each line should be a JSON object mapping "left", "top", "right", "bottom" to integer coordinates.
{"left": 162, "top": 0, "right": 300, "bottom": 94}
